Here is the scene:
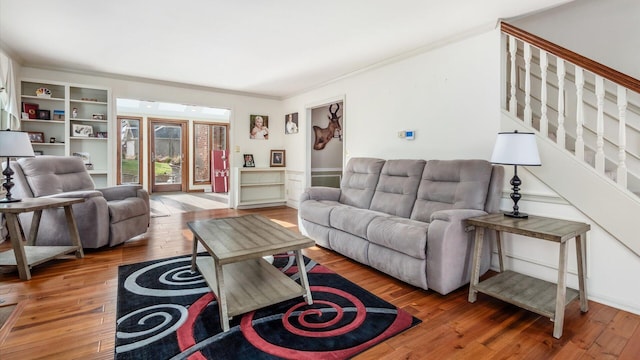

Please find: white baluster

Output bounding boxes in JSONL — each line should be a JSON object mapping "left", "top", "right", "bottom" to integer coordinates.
{"left": 575, "top": 66, "right": 585, "bottom": 162}
{"left": 524, "top": 43, "right": 532, "bottom": 126}
{"left": 539, "top": 51, "right": 549, "bottom": 138}
{"left": 617, "top": 86, "right": 628, "bottom": 188}
{"left": 595, "top": 76, "right": 605, "bottom": 172}
{"left": 556, "top": 59, "right": 566, "bottom": 149}
{"left": 509, "top": 36, "right": 517, "bottom": 116}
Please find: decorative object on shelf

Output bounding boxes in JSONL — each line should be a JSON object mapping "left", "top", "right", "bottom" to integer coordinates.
{"left": 22, "top": 102, "right": 39, "bottom": 119}
{"left": 490, "top": 130, "right": 541, "bottom": 218}
{"left": 85, "top": 163, "right": 94, "bottom": 170}
{"left": 92, "top": 113, "right": 105, "bottom": 120}
{"left": 0, "top": 130, "right": 35, "bottom": 202}
{"left": 35, "top": 87, "right": 51, "bottom": 98}
{"left": 21, "top": 112, "right": 28, "bottom": 120}
{"left": 34, "top": 150, "right": 44, "bottom": 155}
{"left": 243, "top": 154, "right": 255, "bottom": 167}
{"left": 285, "top": 112, "right": 298, "bottom": 134}
{"left": 270, "top": 150, "right": 286, "bottom": 167}
{"left": 53, "top": 110, "right": 64, "bottom": 120}
{"left": 72, "top": 107, "right": 78, "bottom": 118}
{"left": 38, "top": 109, "right": 50, "bottom": 120}
{"left": 27, "top": 131, "right": 45, "bottom": 143}
{"left": 49, "top": 137, "right": 56, "bottom": 143}
{"left": 72, "top": 151, "right": 91, "bottom": 164}
{"left": 95, "top": 131, "right": 108, "bottom": 138}
{"left": 81, "top": 98, "right": 98, "bottom": 102}
{"left": 250, "top": 114, "right": 269, "bottom": 139}
{"left": 72, "top": 124, "right": 93, "bottom": 137}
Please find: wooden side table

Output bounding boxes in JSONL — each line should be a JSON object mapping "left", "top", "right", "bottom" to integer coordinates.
{"left": 0, "top": 197, "right": 85, "bottom": 280}
{"left": 466, "top": 213, "right": 590, "bottom": 339}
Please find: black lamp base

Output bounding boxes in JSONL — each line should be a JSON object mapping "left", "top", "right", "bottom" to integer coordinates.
{"left": 504, "top": 211, "right": 528, "bottom": 218}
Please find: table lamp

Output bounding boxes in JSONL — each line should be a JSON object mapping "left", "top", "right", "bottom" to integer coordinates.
{"left": 0, "top": 130, "right": 35, "bottom": 203}
{"left": 490, "top": 130, "right": 541, "bottom": 218}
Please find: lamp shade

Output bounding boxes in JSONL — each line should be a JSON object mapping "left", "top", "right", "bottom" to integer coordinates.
{"left": 490, "top": 131, "right": 541, "bottom": 166}
{"left": 0, "top": 131, "right": 36, "bottom": 158}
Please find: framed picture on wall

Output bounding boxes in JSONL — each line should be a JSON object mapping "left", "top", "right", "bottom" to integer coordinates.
{"left": 285, "top": 112, "right": 298, "bottom": 134}
{"left": 243, "top": 154, "right": 255, "bottom": 167}
{"left": 249, "top": 114, "right": 269, "bottom": 139}
{"left": 270, "top": 150, "right": 285, "bottom": 167}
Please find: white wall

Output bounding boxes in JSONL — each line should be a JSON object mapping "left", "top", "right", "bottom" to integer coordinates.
{"left": 282, "top": 27, "right": 640, "bottom": 316}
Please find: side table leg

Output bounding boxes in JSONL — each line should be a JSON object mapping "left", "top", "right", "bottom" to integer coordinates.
{"left": 63, "top": 206, "right": 84, "bottom": 258}
{"left": 575, "top": 234, "right": 589, "bottom": 312}
{"left": 190, "top": 233, "right": 199, "bottom": 272}
{"left": 294, "top": 250, "right": 313, "bottom": 305}
{"left": 553, "top": 241, "right": 569, "bottom": 339}
{"left": 5, "top": 213, "right": 30, "bottom": 280}
{"left": 214, "top": 260, "right": 230, "bottom": 332}
{"left": 468, "top": 227, "right": 485, "bottom": 303}
{"left": 26, "top": 210, "right": 42, "bottom": 246}
{"left": 496, "top": 230, "right": 505, "bottom": 272}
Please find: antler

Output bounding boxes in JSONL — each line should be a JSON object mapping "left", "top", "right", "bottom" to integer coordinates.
{"left": 329, "top": 103, "right": 340, "bottom": 118}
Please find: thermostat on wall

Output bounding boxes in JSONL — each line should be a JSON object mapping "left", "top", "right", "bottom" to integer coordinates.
{"left": 405, "top": 130, "right": 415, "bottom": 140}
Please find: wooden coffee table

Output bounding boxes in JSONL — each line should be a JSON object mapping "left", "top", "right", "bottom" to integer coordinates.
{"left": 188, "top": 214, "right": 314, "bottom": 332}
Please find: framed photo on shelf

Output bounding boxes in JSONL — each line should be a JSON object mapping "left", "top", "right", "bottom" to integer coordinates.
{"left": 38, "top": 109, "right": 51, "bottom": 120}
{"left": 72, "top": 124, "right": 93, "bottom": 137}
{"left": 95, "top": 131, "right": 108, "bottom": 138}
{"left": 243, "top": 154, "right": 255, "bottom": 167}
{"left": 34, "top": 150, "right": 44, "bottom": 156}
{"left": 22, "top": 102, "right": 39, "bottom": 119}
{"left": 270, "top": 150, "right": 285, "bottom": 167}
{"left": 72, "top": 152, "right": 91, "bottom": 164}
{"left": 27, "top": 131, "right": 45, "bottom": 143}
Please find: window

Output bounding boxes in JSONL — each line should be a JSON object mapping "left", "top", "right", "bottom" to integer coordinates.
{"left": 118, "top": 116, "right": 142, "bottom": 184}
{"left": 193, "top": 122, "right": 229, "bottom": 184}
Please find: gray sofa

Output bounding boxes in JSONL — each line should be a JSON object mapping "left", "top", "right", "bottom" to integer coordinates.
{"left": 7, "top": 156, "right": 150, "bottom": 248}
{"left": 298, "top": 157, "right": 504, "bottom": 295}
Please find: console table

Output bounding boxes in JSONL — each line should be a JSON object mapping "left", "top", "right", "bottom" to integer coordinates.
{"left": 466, "top": 213, "right": 590, "bottom": 339}
{"left": 0, "top": 197, "right": 85, "bottom": 280}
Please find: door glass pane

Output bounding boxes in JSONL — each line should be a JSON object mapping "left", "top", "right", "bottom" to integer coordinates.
{"left": 213, "top": 125, "right": 227, "bottom": 150}
{"left": 154, "top": 124, "right": 182, "bottom": 185}
{"left": 120, "top": 118, "right": 140, "bottom": 184}
{"left": 194, "top": 123, "right": 210, "bottom": 183}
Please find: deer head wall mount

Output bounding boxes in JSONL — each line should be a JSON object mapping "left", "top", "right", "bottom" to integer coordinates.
{"left": 313, "top": 103, "right": 342, "bottom": 150}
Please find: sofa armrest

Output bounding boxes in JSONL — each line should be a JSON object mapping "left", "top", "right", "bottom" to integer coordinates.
{"left": 97, "top": 185, "right": 143, "bottom": 201}
{"left": 426, "top": 209, "right": 489, "bottom": 295}
{"left": 42, "top": 190, "right": 104, "bottom": 200}
{"left": 300, "top": 186, "right": 341, "bottom": 202}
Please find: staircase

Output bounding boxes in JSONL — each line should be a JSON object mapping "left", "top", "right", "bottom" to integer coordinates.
{"left": 501, "top": 23, "right": 640, "bottom": 256}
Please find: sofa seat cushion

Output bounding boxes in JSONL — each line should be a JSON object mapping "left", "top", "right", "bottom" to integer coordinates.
{"left": 108, "top": 198, "right": 148, "bottom": 223}
{"left": 367, "top": 216, "right": 429, "bottom": 259}
{"left": 299, "top": 200, "right": 342, "bottom": 227}
{"left": 329, "top": 206, "right": 388, "bottom": 238}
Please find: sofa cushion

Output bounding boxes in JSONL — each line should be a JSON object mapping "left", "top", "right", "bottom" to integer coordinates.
{"left": 410, "top": 160, "right": 493, "bottom": 222}
{"left": 367, "top": 216, "right": 429, "bottom": 259}
{"left": 17, "top": 156, "right": 95, "bottom": 197}
{"left": 329, "top": 205, "right": 388, "bottom": 238}
{"left": 339, "top": 157, "right": 385, "bottom": 209}
{"left": 108, "top": 198, "right": 148, "bottom": 223}
{"left": 369, "top": 159, "right": 425, "bottom": 218}
{"left": 298, "top": 200, "right": 341, "bottom": 227}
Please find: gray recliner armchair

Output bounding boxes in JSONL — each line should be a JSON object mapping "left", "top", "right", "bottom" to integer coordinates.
{"left": 9, "top": 156, "right": 149, "bottom": 248}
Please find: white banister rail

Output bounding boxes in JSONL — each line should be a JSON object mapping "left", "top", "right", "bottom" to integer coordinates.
{"left": 501, "top": 22, "right": 640, "bottom": 199}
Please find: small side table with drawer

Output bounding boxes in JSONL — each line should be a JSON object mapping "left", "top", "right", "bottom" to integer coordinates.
{"left": 466, "top": 213, "right": 590, "bottom": 339}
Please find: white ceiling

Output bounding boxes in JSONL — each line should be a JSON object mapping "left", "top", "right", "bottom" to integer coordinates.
{"left": 0, "top": 0, "right": 573, "bottom": 99}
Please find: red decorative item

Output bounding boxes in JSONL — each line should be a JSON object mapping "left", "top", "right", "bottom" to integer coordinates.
{"left": 212, "top": 150, "right": 229, "bottom": 193}
{"left": 22, "top": 103, "right": 39, "bottom": 119}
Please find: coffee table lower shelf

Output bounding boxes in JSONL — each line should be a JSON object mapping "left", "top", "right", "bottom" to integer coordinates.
{"left": 475, "top": 270, "right": 579, "bottom": 319}
{"left": 196, "top": 256, "right": 307, "bottom": 318}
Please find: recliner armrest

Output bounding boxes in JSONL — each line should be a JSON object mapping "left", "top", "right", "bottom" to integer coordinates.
{"left": 300, "top": 186, "right": 342, "bottom": 202}
{"left": 97, "top": 185, "right": 143, "bottom": 201}
{"left": 42, "top": 190, "right": 103, "bottom": 200}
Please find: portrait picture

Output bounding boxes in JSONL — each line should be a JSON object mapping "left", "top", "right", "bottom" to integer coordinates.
{"left": 243, "top": 154, "right": 255, "bottom": 167}
{"left": 285, "top": 112, "right": 299, "bottom": 134}
{"left": 270, "top": 150, "right": 285, "bottom": 167}
{"left": 27, "top": 131, "right": 45, "bottom": 143}
{"left": 250, "top": 114, "right": 269, "bottom": 139}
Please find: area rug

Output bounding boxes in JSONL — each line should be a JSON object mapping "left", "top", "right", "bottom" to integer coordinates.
{"left": 115, "top": 253, "right": 420, "bottom": 359}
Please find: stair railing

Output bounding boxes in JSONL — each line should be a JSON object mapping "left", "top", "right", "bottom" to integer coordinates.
{"left": 501, "top": 22, "right": 640, "bottom": 196}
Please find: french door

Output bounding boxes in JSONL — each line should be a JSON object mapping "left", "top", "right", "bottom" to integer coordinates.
{"left": 148, "top": 118, "right": 188, "bottom": 193}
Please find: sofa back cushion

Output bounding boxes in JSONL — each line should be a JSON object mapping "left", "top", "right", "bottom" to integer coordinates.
{"left": 410, "top": 159, "right": 493, "bottom": 222}
{"left": 339, "top": 157, "right": 385, "bottom": 209}
{"left": 17, "top": 156, "right": 95, "bottom": 197}
{"left": 369, "top": 159, "right": 426, "bottom": 218}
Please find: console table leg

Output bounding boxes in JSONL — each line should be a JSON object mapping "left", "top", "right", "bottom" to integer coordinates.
{"left": 468, "top": 227, "right": 485, "bottom": 303}
{"left": 553, "top": 241, "right": 569, "bottom": 339}
{"left": 294, "top": 250, "right": 313, "bottom": 305}
{"left": 575, "top": 234, "right": 589, "bottom": 312}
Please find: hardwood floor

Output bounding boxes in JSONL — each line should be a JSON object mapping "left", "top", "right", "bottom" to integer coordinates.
{"left": 0, "top": 206, "right": 638, "bottom": 359}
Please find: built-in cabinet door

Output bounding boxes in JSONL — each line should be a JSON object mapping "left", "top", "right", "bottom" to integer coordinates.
{"left": 149, "top": 118, "right": 188, "bottom": 193}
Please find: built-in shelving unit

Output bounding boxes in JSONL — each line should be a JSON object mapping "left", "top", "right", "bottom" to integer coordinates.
{"left": 20, "top": 80, "right": 111, "bottom": 187}
{"left": 234, "top": 167, "right": 286, "bottom": 208}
